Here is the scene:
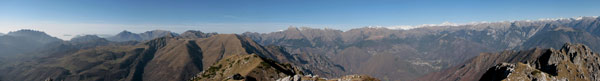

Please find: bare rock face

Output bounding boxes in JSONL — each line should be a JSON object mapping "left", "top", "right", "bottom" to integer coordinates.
{"left": 479, "top": 63, "right": 515, "bottom": 81}
{"left": 419, "top": 43, "right": 600, "bottom": 81}
{"left": 478, "top": 43, "right": 600, "bottom": 81}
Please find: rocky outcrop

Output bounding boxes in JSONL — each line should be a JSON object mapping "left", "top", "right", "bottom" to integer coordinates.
{"left": 418, "top": 43, "right": 600, "bottom": 81}
{"left": 480, "top": 43, "right": 600, "bottom": 81}
{"left": 479, "top": 63, "right": 515, "bottom": 81}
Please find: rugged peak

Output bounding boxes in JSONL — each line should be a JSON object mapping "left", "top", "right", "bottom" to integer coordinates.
{"left": 418, "top": 43, "right": 600, "bottom": 81}
{"left": 478, "top": 43, "right": 600, "bottom": 81}
{"left": 560, "top": 43, "right": 592, "bottom": 53}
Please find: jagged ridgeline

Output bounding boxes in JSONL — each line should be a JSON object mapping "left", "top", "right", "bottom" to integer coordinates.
{"left": 418, "top": 43, "right": 600, "bottom": 81}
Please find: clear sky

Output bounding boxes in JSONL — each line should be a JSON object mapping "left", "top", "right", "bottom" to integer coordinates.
{"left": 1, "top": 0, "right": 600, "bottom": 40}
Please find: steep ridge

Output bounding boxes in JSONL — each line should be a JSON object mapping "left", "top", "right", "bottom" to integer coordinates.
{"left": 417, "top": 43, "right": 600, "bottom": 81}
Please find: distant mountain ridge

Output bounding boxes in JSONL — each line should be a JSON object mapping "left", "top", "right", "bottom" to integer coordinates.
{"left": 82, "top": 16, "right": 600, "bottom": 81}
{"left": 107, "top": 30, "right": 179, "bottom": 42}
{"left": 0, "top": 29, "right": 62, "bottom": 57}
{"left": 241, "top": 16, "right": 600, "bottom": 80}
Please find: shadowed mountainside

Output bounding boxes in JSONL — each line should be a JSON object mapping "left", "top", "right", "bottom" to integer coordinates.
{"left": 0, "top": 29, "right": 62, "bottom": 57}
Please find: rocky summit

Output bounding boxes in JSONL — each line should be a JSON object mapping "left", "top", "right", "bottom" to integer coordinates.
{"left": 480, "top": 43, "right": 600, "bottom": 81}
{"left": 418, "top": 43, "right": 600, "bottom": 81}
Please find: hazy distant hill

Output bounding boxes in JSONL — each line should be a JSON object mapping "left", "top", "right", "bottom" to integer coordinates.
{"left": 107, "top": 30, "right": 178, "bottom": 42}
{"left": 0, "top": 29, "right": 62, "bottom": 57}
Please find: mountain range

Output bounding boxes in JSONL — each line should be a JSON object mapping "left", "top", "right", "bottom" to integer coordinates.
{"left": 0, "top": 16, "right": 600, "bottom": 81}
{"left": 240, "top": 16, "right": 600, "bottom": 80}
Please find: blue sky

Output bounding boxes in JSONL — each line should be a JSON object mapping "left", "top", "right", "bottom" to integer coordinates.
{"left": 1, "top": 0, "right": 600, "bottom": 39}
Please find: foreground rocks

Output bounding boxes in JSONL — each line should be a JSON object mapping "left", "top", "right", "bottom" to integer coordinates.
{"left": 190, "top": 54, "right": 380, "bottom": 81}
{"left": 418, "top": 43, "right": 600, "bottom": 81}
{"left": 479, "top": 43, "right": 600, "bottom": 81}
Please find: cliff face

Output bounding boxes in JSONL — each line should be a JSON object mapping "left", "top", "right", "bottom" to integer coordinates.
{"left": 417, "top": 43, "right": 600, "bottom": 81}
